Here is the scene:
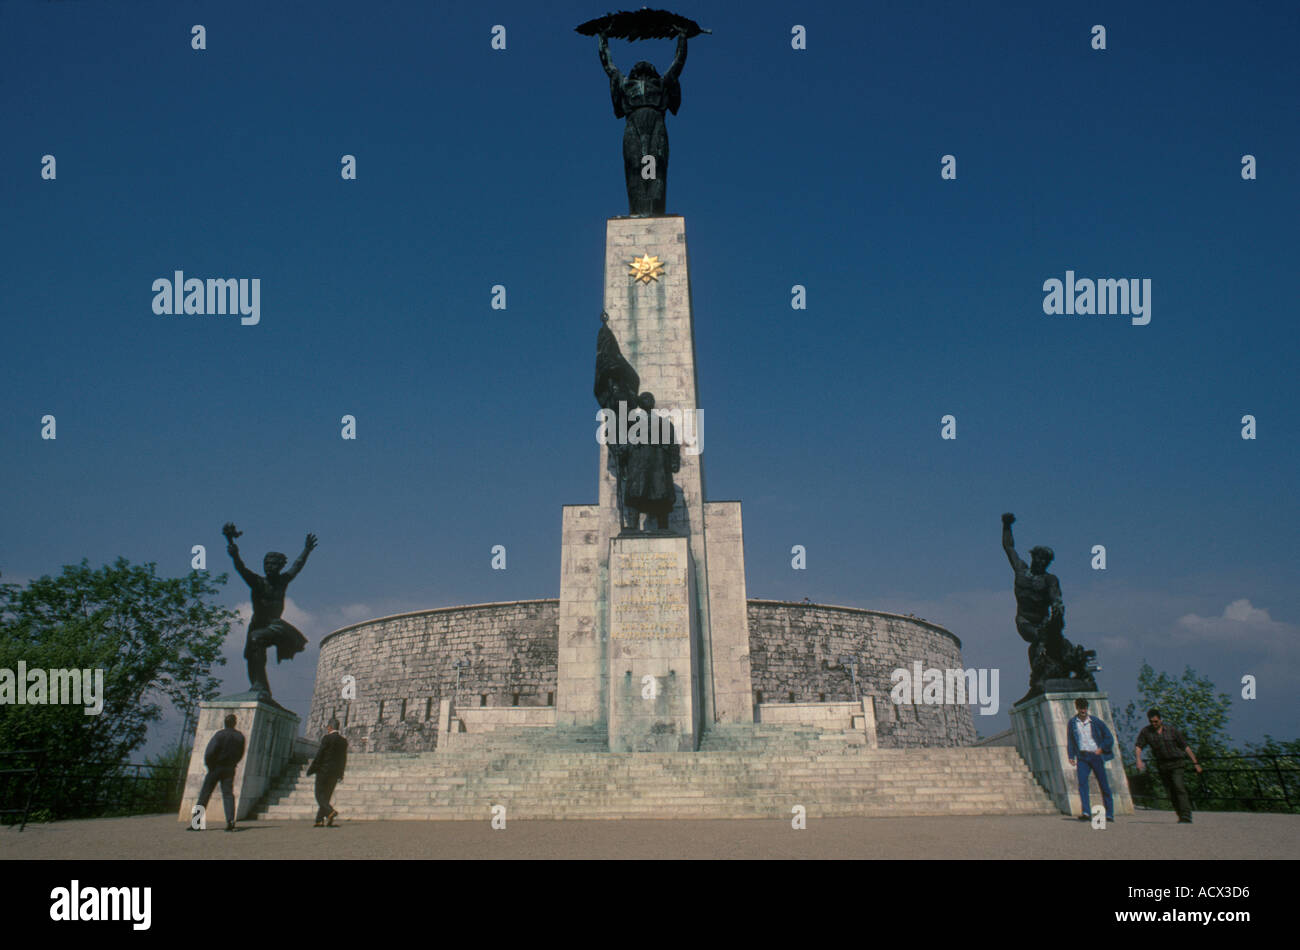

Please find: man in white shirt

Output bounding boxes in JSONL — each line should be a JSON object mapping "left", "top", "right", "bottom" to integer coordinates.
{"left": 1066, "top": 697, "right": 1115, "bottom": 822}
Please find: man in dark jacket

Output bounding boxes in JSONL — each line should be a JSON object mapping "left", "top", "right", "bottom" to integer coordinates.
{"left": 1066, "top": 697, "right": 1115, "bottom": 822}
{"left": 307, "top": 719, "right": 347, "bottom": 827}
{"left": 192, "top": 713, "right": 246, "bottom": 832}
{"left": 1135, "top": 708, "right": 1203, "bottom": 823}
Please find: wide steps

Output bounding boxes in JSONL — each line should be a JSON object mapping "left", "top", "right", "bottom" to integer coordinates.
{"left": 254, "top": 728, "right": 1055, "bottom": 820}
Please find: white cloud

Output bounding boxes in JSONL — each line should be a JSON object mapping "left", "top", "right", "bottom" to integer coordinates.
{"left": 338, "top": 603, "right": 374, "bottom": 623}
{"left": 1175, "top": 599, "right": 1294, "bottom": 650}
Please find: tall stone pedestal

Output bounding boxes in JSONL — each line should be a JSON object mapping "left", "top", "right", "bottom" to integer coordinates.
{"left": 556, "top": 215, "right": 754, "bottom": 741}
{"left": 178, "top": 697, "right": 301, "bottom": 823}
{"left": 1011, "top": 691, "right": 1134, "bottom": 817}
{"left": 608, "top": 534, "right": 701, "bottom": 752}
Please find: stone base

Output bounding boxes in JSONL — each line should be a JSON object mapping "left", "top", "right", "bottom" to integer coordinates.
{"left": 178, "top": 697, "right": 301, "bottom": 823}
{"left": 1011, "top": 690, "right": 1134, "bottom": 817}
{"left": 755, "top": 699, "right": 878, "bottom": 748}
{"left": 608, "top": 534, "right": 701, "bottom": 752}
{"left": 701, "top": 501, "right": 754, "bottom": 724}
{"left": 216, "top": 688, "right": 293, "bottom": 713}
{"left": 555, "top": 215, "right": 756, "bottom": 734}
{"left": 1040, "top": 677, "right": 1097, "bottom": 693}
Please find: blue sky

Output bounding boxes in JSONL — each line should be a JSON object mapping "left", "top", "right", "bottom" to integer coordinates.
{"left": 2, "top": 0, "right": 1297, "bottom": 752}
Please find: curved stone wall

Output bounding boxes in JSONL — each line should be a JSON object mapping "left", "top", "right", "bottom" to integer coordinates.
{"left": 746, "top": 601, "right": 977, "bottom": 748}
{"left": 308, "top": 598, "right": 976, "bottom": 751}
{"left": 307, "top": 600, "right": 559, "bottom": 752}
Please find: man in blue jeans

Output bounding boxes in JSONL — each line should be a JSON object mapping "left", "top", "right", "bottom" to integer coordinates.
{"left": 1066, "top": 697, "right": 1115, "bottom": 822}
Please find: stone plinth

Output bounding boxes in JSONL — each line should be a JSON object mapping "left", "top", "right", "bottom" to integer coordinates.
{"left": 756, "top": 698, "right": 878, "bottom": 747}
{"left": 702, "top": 501, "right": 753, "bottom": 724}
{"left": 608, "top": 534, "right": 701, "bottom": 752}
{"left": 557, "top": 505, "right": 605, "bottom": 728}
{"left": 1011, "top": 691, "right": 1134, "bottom": 817}
{"left": 555, "top": 214, "right": 757, "bottom": 735}
{"left": 178, "top": 697, "right": 300, "bottom": 823}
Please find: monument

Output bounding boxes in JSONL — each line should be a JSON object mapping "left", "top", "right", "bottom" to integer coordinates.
{"left": 558, "top": 10, "right": 750, "bottom": 751}
{"left": 304, "top": 11, "right": 981, "bottom": 763}
{"left": 1003, "top": 513, "right": 1133, "bottom": 816}
{"left": 252, "top": 12, "right": 1053, "bottom": 821}
{"left": 178, "top": 524, "right": 317, "bottom": 823}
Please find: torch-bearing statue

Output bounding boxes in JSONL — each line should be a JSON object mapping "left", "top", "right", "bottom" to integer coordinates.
{"left": 223, "top": 522, "right": 316, "bottom": 702}
{"left": 1001, "top": 513, "right": 1098, "bottom": 703}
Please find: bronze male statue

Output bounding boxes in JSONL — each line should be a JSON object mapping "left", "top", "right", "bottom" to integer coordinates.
{"left": 223, "top": 522, "right": 316, "bottom": 701}
{"left": 623, "top": 392, "right": 680, "bottom": 532}
{"left": 1001, "top": 513, "right": 1097, "bottom": 703}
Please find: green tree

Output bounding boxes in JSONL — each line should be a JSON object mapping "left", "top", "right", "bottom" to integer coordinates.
{"left": 145, "top": 740, "right": 194, "bottom": 773}
{"left": 1119, "top": 662, "right": 1238, "bottom": 812}
{"left": 1117, "top": 665, "right": 1299, "bottom": 812}
{"left": 141, "top": 740, "right": 194, "bottom": 812}
{"left": 0, "top": 559, "right": 235, "bottom": 782}
{"left": 1241, "top": 736, "right": 1300, "bottom": 757}
{"left": 1118, "top": 662, "right": 1233, "bottom": 758}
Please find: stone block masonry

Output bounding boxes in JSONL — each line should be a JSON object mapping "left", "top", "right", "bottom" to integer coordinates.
{"left": 307, "top": 217, "right": 976, "bottom": 754}
{"left": 179, "top": 698, "right": 299, "bottom": 822}
{"left": 308, "top": 601, "right": 558, "bottom": 752}
{"left": 1011, "top": 691, "right": 1135, "bottom": 817}
{"left": 587, "top": 216, "right": 728, "bottom": 725}
{"left": 607, "top": 534, "right": 701, "bottom": 752}
{"left": 747, "top": 601, "right": 977, "bottom": 747}
{"left": 312, "top": 599, "right": 976, "bottom": 751}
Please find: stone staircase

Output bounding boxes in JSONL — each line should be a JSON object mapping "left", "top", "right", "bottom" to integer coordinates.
{"left": 701, "top": 723, "right": 870, "bottom": 752}
{"left": 254, "top": 724, "right": 1056, "bottom": 820}
{"left": 438, "top": 724, "right": 610, "bottom": 755}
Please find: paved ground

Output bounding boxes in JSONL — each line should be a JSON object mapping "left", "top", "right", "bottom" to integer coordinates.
{"left": 3, "top": 810, "right": 1296, "bottom": 859}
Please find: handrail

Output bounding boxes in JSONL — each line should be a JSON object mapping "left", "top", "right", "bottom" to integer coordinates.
{"left": 0, "top": 749, "right": 185, "bottom": 825}
{"left": 1126, "top": 752, "right": 1298, "bottom": 812}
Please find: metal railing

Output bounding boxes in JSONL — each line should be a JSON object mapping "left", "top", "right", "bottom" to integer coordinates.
{"left": 0, "top": 749, "right": 45, "bottom": 831}
{"left": 1127, "top": 753, "right": 1299, "bottom": 813}
{"left": 0, "top": 748, "right": 185, "bottom": 826}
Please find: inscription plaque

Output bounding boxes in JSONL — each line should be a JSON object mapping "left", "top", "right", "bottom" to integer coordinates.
{"left": 611, "top": 551, "right": 689, "bottom": 639}
{"left": 608, "top": 535, "right": 701, "bottom": 751}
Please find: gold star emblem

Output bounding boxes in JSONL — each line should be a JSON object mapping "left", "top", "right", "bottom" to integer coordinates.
{"left": 628, "top": 254, "right": 665, "bottom": 283}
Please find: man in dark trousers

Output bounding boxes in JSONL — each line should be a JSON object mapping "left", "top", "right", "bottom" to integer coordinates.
{"left": 1066, "top": 697, "right": 1115, "bottom": 823}
{"left": 307, "top": 718, "right": 347, "bottom": 827}
{"left": 1135, "top": 708, "right": 1203, "bottom": 823}
{"left": 191, "top": 713, "right": 246, "bottom": 832}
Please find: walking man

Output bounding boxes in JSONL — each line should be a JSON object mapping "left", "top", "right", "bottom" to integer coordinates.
{"left": 1066, "top": 697, "right": 1115, "bottom": 822}
{"left": 307, "top": 718, "right": 348, "bottom": 827}
{"left": 191, "top": 713, "right": 246, "bottom": 832}
{"left": 1135, "top": 708, "right": 1203, "bottom": 823}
